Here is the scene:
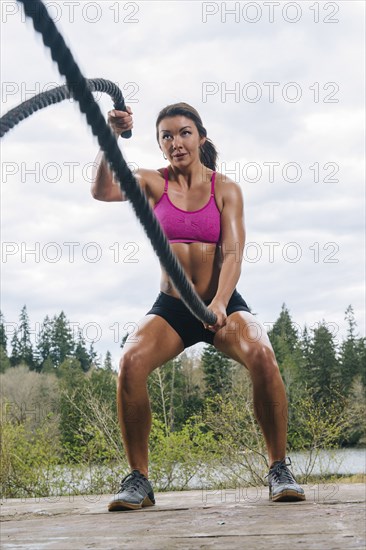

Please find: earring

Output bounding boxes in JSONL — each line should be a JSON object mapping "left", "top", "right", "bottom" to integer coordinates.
{"left": 163, "top": 153, "right": 167, "bottom": 160}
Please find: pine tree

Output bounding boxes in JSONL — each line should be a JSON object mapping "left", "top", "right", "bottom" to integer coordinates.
{"left": 356, "top": 337, "right": 366, "bottom": 388}
{"left": 298, "top": 325, "right": 312, "bottom": 386}
{"left": 41, "top": 355, "right": 55, "bottom": 374}
{"left": 268, "top": 303, "right": 300, "bottom": 365}
{"left": 202, "top": 345, "right": 233, "bottom": 399}
{"left": 267, "top": 303, "right": 304, "bottom": 390}
{"left": 301, "top": 325, "right": 312, "bottom": 351}
{"left": 88, "top": 342, "right": 99, "bottom": 369}
{"left": 35, "top": 315, "right": 53, "bottom": 371}
{"left": 74, "top": 330, "right": 91, "bottom": 373}
{"left": 18, "top": 305, "right": 34, "bottom": 369}
{"left": 50, "top": 311, "right": 74, "bottom": 366}
{"left": 339, "top": 305, "right": 360, "bottom": 395}
{"left": 103, "top": 351, "right": 113, "bottom": 370}
{"left": 10, "top": 331, "right": 22, "bottom": 367}
{"left": 0, "top": 311, "right": 10, "bottom": 372}
{"left": 303, "top": 321, "right": 340, "bottom": 401}
{"left": 0, "top": 345, "right": 11, "bottom": 373}
{"left": 0, "top": 311, "right": 7, "bottom": 352}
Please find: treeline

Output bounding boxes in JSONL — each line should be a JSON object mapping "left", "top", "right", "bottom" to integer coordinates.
{"left": 1, "top": 304, "right": 364, "bottom": 389}
{"left": 0, "top": 306, "right": 111, "bottom": 374}
{"left": 1, "top": 303, "right": 365, "bottom": 498}
{"left": 269, "top": 304, "right": 365, "bottom": 401}
{"left": 1, "top": 303, "right": 365, "bottom": 430}
{"left": 146, "top": 304, "right": 365, "bottom": 443}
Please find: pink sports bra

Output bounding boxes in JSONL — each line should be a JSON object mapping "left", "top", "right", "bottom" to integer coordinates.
{"left": 153, "top": 168, "right": 221, "bottom": 244}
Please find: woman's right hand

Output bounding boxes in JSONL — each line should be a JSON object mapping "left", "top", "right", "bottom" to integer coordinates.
{"left": 107, "top": 105, "right": 133, "bottom": 137}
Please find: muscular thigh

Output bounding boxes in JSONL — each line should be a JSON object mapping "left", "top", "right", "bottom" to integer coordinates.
{"left": 122, "top": 314, "right": 185, "bottom": 376}
{"left": 213, "top": 311, "right": 275, "bottom": 369}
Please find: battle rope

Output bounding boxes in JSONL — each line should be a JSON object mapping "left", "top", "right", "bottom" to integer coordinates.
{"left": 1, "top": 0, "right": 217, "bottom": 326}
{"left": 0, "top": 79, "right": 132, "bottom": 139}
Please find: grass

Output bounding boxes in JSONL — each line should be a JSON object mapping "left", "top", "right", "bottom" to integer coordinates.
{"left": 300, "top": 473, "right": 365, "bottom": 484}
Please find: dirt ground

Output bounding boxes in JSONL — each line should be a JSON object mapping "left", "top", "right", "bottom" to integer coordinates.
{"left": 1, "top": 483, "right": 365, "bottom": 549}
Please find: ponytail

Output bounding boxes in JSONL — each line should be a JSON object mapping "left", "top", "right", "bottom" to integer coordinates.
{"left": 199, "top": 137, "right": 217, "bottom": 171}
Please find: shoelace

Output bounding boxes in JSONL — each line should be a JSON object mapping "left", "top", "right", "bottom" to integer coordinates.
{"left": 118, "top": 472, "right": 144, "bottom": 493}
{"left": 265, "top": 457, "right": 296, "bottom": 483}
{"left": 268, "top": 459, "right": 296, "bottom": 484}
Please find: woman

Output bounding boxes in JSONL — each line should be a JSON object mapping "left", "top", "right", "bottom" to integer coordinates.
{"left": 91, "top": 103, "right": 305, "bottom": 510}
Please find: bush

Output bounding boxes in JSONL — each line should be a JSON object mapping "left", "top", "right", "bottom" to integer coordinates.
{"left": 287, "top": 388, "right": 353, "bottom": 481}
{"left": 0, "top": 410, "right": 62, "bottom": 499}
{"left": 149, "top": 416, "right": 220, "bottom": 491}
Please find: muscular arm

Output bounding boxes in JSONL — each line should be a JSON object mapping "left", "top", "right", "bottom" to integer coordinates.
{"left": 91, "top": 107, "right": 134, "bottom": 202}
{"left": 213, "top": 181, "right": 246, "bottom": 308}
{"left": 91, "top": 149, "right": 126, "bottom": 202}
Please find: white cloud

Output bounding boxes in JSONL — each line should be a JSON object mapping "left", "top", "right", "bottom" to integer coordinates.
{"left": 1, "top": 1, "right": 364, "bottom": 365}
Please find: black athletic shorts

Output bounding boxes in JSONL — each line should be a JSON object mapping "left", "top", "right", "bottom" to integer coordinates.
{"left": 145, "top": 289, "right": 252, "bottom": 349}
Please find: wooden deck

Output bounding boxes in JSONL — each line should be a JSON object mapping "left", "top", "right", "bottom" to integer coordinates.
{"left": 1, "top": 483, "right": 365, "bottom": 549}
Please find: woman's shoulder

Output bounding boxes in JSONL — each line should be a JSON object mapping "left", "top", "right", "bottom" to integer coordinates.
{"left": 133, "top": 167, "right": 166, "bottom": 182}
{"left": 214, "top": 171, "right": 244, "bottom": 211}
{"left": 214, "top": 171, "right": 242, "bottom": 194}
{"left": 132, "top": 167, "right": 166, "bottom": 198}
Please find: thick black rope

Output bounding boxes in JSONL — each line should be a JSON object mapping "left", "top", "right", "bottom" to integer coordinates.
{"left": 0, "top": 79, "right": 131, "bottom": 139}
{"left": 3, "top": 0, "right": 217, "bottom": 326}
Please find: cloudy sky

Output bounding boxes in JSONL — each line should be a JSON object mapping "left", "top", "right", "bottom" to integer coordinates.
{"left": 1, "top": 0, "right": 364, "bottom": 366}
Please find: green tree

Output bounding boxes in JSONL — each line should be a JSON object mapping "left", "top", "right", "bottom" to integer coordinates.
{"left": 302, "top": 322, "right": 340, "bottom": 401}
{"left": 268, "top": 304, "right": 304, "bottom": 393}
{"left": 10, "top": 331, "right": 22, "bottom": 367}
{"left": 58, "top": 361, "right": 117, "bottom": 462}
{"left": 268, "top": 303, "right": 300, "bottom": 365}
{"left": 88, "top": 342, "right": 99, "bottom": 368}
{"left": 201, "top": 345, "right": 233, "bottom": 400}
{"left": 74, "top": 330, "right": 91, "bottom": 373}
{"left": 57, "top": 358, "right": 85, "bottom": 459}
{"left": 18, "top": 306, "right": 35, "bottom": 369}
{"left": 300, "top": 325, "right": 312, "bottom": 365}
{"left": 339, "top": 306, "right": 360, "bottom": 395}
{"left": 0, "top": 345, "right": 11, "bottom": 373}
{"left": 340, "top": 375, "right": 366, "bottom": 446}
{"left": 148, "top": 354, "right": 204, "bottom": 431}
{"left": 148, "top": 359, "right": 183, "bottom": 431}
{"left": 103, "top": 351, "right": 113, "bottom": 371}
{"left": 50, "top": 311, "right": 74, "bottom": 366}
{"left": 0, "top": 311, "right": 7, "bottom": 352}
{"left": 0, "top": 312, "right": 10, "bottom": 373}
{"left": 356, "top": 337, "right": 366, "bottom": 388}
{"left": 179, "top": 353, "right": 204, "bottom": 422}
{"left": 35, "top": 315, "right": 53, "bottom": 371}
{"left": 41, "top": 356, "right": 55, "bottom": 374}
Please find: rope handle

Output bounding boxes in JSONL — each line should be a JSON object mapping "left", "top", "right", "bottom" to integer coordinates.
{"left": 0, "top": 79, "right": 132, "bottom": 139}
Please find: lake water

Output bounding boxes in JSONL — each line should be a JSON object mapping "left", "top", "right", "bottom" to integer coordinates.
{"left": 21, "top": 448, "right": 365, "bottom": 497}
{"left": 290, "top": 448, "right": 366, "bottom": 476}
{"left": 184, "top": 448, "right": 366, "bottom": 490}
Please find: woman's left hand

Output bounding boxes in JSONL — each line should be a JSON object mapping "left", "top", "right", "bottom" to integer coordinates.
{"left": 203, "top": 300, "right": 227, "bottom": 333}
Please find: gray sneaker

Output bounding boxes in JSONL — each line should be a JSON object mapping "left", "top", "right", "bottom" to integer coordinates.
{"left": 266, "top": 457, "right": 306, "bottom": 502}
{"left": 108, "top": 470, "right": 156, "bottom": 511}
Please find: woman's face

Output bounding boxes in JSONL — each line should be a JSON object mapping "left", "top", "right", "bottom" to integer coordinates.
{"left": 157, "top": 115, "right": 206, "bottom": 167}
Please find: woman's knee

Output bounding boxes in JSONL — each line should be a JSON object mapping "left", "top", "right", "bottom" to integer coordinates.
{"left": 118, "top": 348, "right": 149, "bottom": 390}
{"left": 245, "top": 344, "right": 280, "bottom": 382}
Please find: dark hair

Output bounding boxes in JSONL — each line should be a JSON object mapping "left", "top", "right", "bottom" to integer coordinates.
{"left": 155, "top": 102, "right": 218, "bottom": 171}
